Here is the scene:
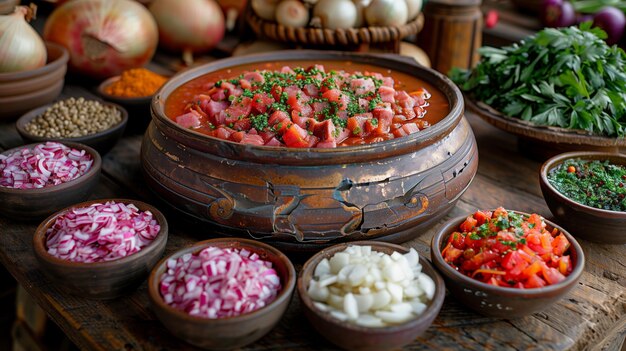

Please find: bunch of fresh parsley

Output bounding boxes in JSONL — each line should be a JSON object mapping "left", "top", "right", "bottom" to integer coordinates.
{"left": 450, "top": 23, "right": 626, "bottom": 137}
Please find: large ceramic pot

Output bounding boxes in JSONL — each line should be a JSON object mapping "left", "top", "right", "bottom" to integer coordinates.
{"left": 141, "top": 51, "right": 478, "bottom": 251}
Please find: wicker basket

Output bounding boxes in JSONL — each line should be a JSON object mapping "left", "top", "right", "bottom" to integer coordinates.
{"left": 246, "top": 10, "right": 424, "bottom": 52}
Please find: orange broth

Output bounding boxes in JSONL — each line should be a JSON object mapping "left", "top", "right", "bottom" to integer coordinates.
{"left": 165, "top": 60, "right": 450, "bottom": 146}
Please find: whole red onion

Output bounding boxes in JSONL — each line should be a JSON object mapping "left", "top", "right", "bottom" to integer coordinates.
{"left": 43, "top": 0, "right": 158, "bottom": 79}
{"left": 593, "top": 6, "right": 626, "bottom": 45}
{"left": 541, "top": 0, "right": 576, "bottom": 28}
{"left": 149, "top": 0, "right": 225, "bottom": 63}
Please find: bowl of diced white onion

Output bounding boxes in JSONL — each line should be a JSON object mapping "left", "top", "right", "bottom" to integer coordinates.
{"left": 297, "top": 241, "right": 445, "bottom": 351}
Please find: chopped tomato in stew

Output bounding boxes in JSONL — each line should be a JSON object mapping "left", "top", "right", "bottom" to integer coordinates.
{"left": 172, "top": 65, "right": 433, "bottom": 148}
{"left": 442, "top": 207, "right": 574, "bottom": 289}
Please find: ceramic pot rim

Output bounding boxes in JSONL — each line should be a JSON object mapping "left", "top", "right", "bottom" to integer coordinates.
{"left": 150, "top": 50, "right": 464, "bottom": 164}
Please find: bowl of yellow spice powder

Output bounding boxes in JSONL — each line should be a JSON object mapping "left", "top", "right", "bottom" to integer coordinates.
{"left": 98, "top": 68, "right": 170, "bottom": 132}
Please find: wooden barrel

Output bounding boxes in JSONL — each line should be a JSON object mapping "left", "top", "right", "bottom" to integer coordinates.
{"left": 417, "top": 0, "right": 482, "bottom": 75}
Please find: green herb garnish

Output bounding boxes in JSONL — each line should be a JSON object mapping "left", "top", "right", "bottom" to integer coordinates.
{"left": 548, "top": 158, "right": 626, "bottom": 211}
{"left": 451, "top": 24, "right": 626, "bottom": 137}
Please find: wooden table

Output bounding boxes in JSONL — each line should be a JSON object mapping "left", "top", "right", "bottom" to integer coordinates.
{"left": 1, "top": 81, "right": 625, "bottom": 351}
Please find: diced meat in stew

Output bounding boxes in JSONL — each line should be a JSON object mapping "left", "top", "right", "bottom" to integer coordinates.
{"left": 172, "top": 65, "right": 433, "bottom": 148}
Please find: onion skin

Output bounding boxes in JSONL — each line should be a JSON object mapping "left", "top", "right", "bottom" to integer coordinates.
{"left": 313, "top": 0, "right": 358, "bottom": 29}
{"left": 276, "top": 0, "right": 309, "bottom": 28}
{"left": 150, "top": 0, "right": 224, "bottom": 55}
{"left": 216, "top": 0, "right": 248, "bottom": 31}
{"left": 593, "top": 7, "right": 626, "bottom": 45}
{"left": 43, "top": 0, "right": 158, "bottom": 79}
{"left": 0, "top": 5, "right": 47, "bottom": 73}
{"left": 541, "top": 0, "right": 576, "bottom": 27}
{"left": 251, "top": 0, "right": 280, "bottom": 21}
{"left": 405, "top": 0, "right": 422, "bottom": 21}
{"left": 365, "top": 0, "right": 408, "bottom": 27}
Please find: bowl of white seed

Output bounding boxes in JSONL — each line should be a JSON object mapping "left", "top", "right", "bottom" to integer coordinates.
{"left": 16, "top": 97, "right": 128, "bottom": 154}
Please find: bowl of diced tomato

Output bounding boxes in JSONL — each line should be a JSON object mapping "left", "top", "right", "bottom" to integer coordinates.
{"left": 430, "top": 208, "right": 584, "bottom": 318}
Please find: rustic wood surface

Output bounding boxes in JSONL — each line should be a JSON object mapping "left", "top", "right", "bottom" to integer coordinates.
{"left": 0, "top": 80, "right": 625, "bottom": 350}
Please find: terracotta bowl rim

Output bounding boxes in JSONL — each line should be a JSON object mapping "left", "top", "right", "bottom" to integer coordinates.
{"left": 0, "top": 79, "right": 64, "bottom": 103}
{"left": 297, "top": 240, "right": 446, "bottom": 334}
{"left": 0, "top": 42, "right": 69, "bottom": 82}
{"left": 150, "top": 50, "right": 464, "bottom": 156}
{"left": 540, "top": 151, "right": 626, "bottom": 218}
{"left": 0, "top": 66, "right": 67, "bottom": 97}
{"left": 16, "top": 101, "right": 129, "bottom": 144}
{"left": 148, "top": 238, "right": 296, "bottom": 323}
{"left": 0, "top": 141, "right": 102, "bottom": 195}
{"left": 33, "top": 198, "right": 169, "bottom": 268}
{"left": 431, "top": 210, "right": 585, "bottom": 296}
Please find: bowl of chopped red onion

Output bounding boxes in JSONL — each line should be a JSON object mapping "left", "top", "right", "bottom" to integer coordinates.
{"left": 0, "top": 141, "right": 101, "bottom": 220}
{"left": 147, "top": 238, "right": 296, "bottom": 350}
{"left": 33, "top": 199, "right": 168, "bottom": 299}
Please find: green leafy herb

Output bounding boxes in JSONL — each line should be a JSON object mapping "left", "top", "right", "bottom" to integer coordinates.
{"left": 450, "top": 24, "right": 626, "bottom": 137}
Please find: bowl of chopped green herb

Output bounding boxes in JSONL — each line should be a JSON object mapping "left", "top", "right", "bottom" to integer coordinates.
{"left": 540, "top": 151, "right": 626, "bottom": 244}
{"left": 451, "top": 24, "right": 626, "bottom": 159}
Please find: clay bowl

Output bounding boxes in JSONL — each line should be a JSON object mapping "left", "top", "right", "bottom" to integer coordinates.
{"left": 0, "top": 42, "right": 69, "bottom": 120}
{"left": 16, "top": 101, "right": 128, "bottom": 154}
{"left": 298, "top": 241, "right": 445, "bottom": 351}
{"left": 466, "top": 98, "right": 626, "bottom": 160}
{"left": 0, "top": 142, "right": 101, "bottom": 221}
{"left": 148, "top": 238, "right": 296, "bottom": 350}
{"left": 33, "top": 199, "right": 168, "bottom": 299}
{"left": 431, "top": 211, "right": 585, "bottom": 318}
{"left": 540, "top": 152, "right": 626, "bottom": 244}
{"left": 142, "top": 50, "right": 479, "bottom": 251}
{"left": 97, "top": 73, "right": 169, "bottom": 133}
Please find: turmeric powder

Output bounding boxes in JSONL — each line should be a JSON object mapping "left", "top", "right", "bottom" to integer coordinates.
{"left": 104, "top": 68, "right": 168, "bottom": 98}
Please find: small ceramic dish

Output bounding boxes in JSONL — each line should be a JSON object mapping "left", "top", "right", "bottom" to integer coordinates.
{"left": 297, "top": 241, "right": 445, "bottom": 351}
{"left": 33, "top": 198, "right": 168, "bottom": 299}
{"left": 148, "top": 238, "right": 296, "bottom": 350}
{"left": 0, "top": 142, "right": 101, "bottom": 220}
{"left": 540, "top": 151, "right": 626, "bottom": 244}
{"left": 431, "top": 211, "right": 585, "bottom": 318}
{"left": 16, "top": 100, "right": 128, "bottom": 154}
{"left": 0, "top": 42, "right": 69, "bottom": 120}
{"left": 97, "top": 72, "right": 169, "bottom": 133}
{"left": 97, "top": 75, "right": 155, "bottom": 106}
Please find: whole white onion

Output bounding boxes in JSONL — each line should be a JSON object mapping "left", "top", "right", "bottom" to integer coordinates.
{"left": 276, "top": 0, "right": 310, "bottom": 28}
{"left": 405, "top": 0, "right": 423, "bottom": 21}
{"left": 0, "top": 5, "right": 46, "bottom": 73}
{"left": 43, "top": 0, "right": 158, "bottom": 79}
{"left": 366, "top": 0, "right": 408, "bottom": 27}
{"left": 313, "top": 0, "right": 358, "bottom": 30}
{"left": 150, "top": 0, "right": 225, "bottom": 58}
{"left": 251, "top": 0, "right": 280, "bottom": 21}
